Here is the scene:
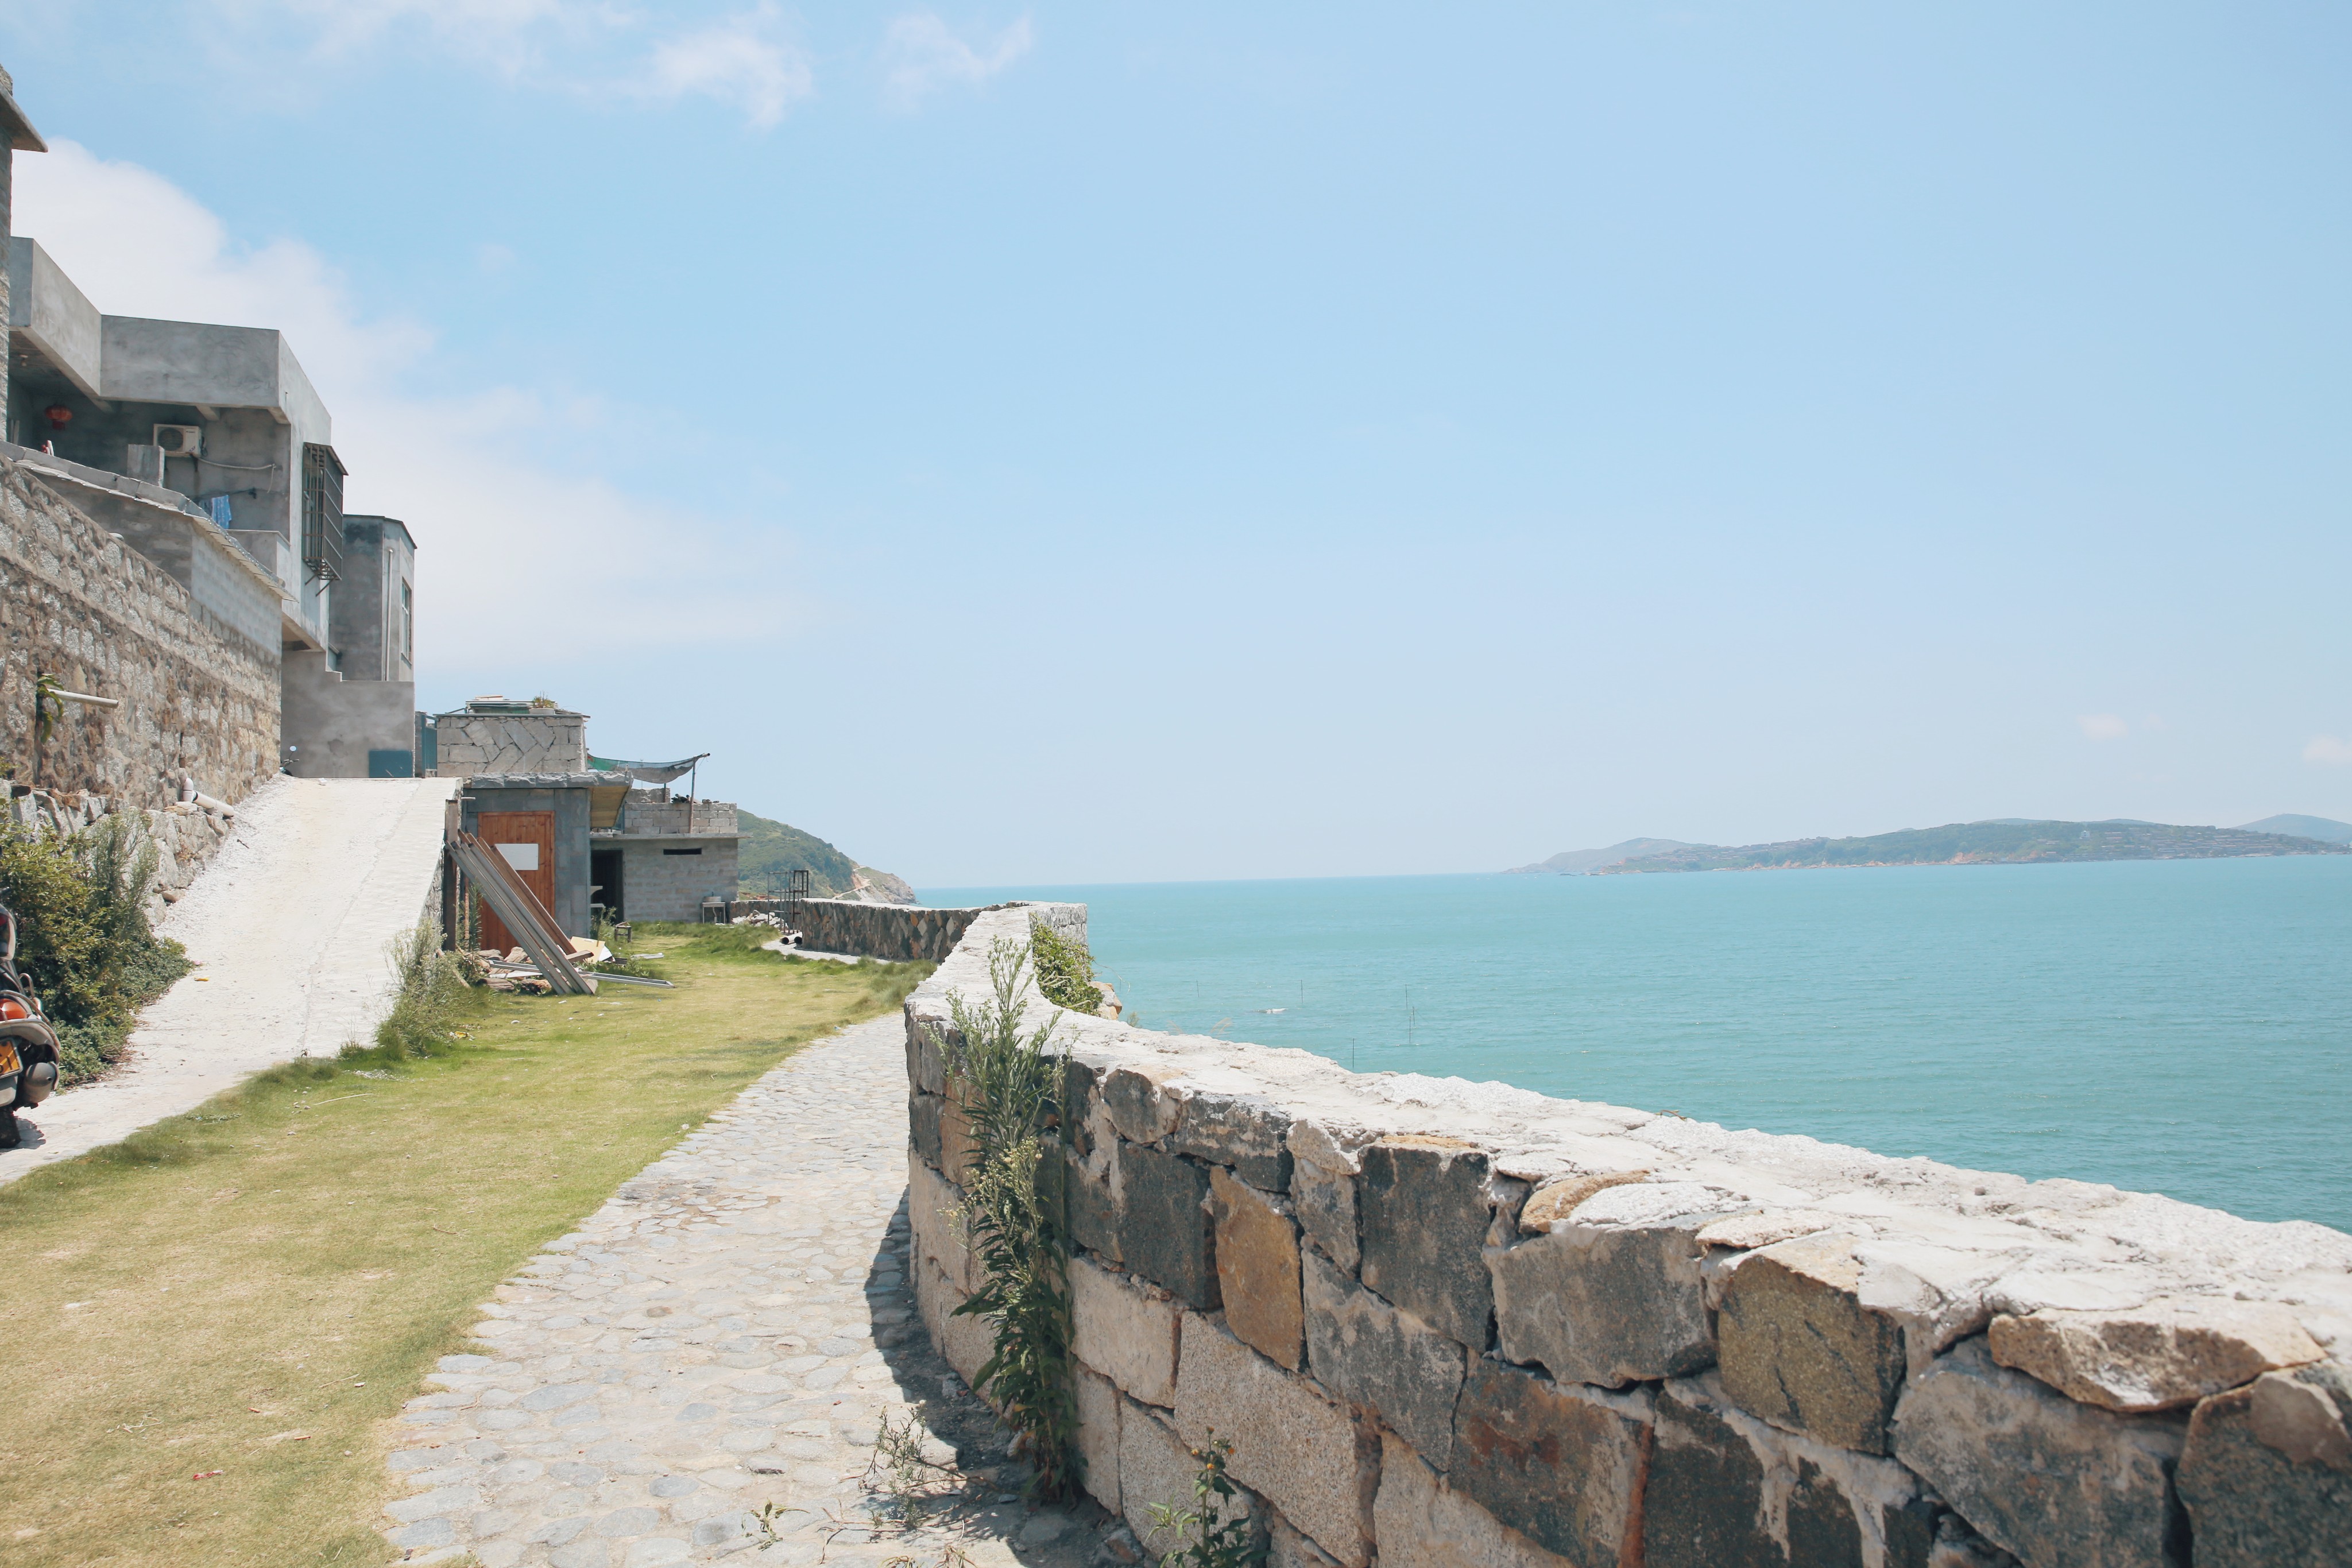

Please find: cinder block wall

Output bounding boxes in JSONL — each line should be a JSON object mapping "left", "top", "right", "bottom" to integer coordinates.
{"left": 613, "top": 836, "right": 741, "bottom": 922}
{"left": 904, "top": 905, "right": 2351, "bottom": 1568}
{"left": 0, "top": 454, "right": 278, "bottom": 806}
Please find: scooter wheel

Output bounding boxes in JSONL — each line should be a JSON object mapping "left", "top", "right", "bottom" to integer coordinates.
{"left": 0, "top": 1112, "right": 18, "bottom": 1150}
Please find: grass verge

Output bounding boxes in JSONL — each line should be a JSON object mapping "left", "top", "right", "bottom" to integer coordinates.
{"left": 0, "top": 925, "right": 928, "bottom": 1566}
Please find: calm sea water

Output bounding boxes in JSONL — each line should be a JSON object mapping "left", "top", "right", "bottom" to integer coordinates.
{"left": 925, "top": 858, "right": 2352, "bottom": 1233}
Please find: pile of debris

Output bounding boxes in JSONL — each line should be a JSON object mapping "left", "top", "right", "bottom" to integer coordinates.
{"left": 730, "top": 911, "right": 804, "bottom": 946}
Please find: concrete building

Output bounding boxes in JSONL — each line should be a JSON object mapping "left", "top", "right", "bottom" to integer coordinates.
{"left": 1, "top": 60, "right": 420, "bottom": 780}
{"left": 460, "top": 774, "right": 604, "bottom": 950}
{"left": 594, "top": 788, "right": 742, "bottom": 924}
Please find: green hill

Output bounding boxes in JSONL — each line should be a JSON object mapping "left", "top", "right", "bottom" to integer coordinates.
{"left": 734, "top": 810, "right": 913, "bottom": 902}
{"left": 1601, "top": 819, "right": 2347, "bottom": 873}
{"left": 2234, "top": 814, "right": 2352, "bottom": 843}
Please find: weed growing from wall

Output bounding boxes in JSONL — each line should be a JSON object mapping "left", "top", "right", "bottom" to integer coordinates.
{"left": 1028, "top": 915, "right": 1102, "bottom": 1015}
{"left": 1145, "top": 1434, "right": 1269, "bottom": 1568}
{"left": 0, "top": 815, "right": 189, "bottom": 1083}
{"left": 935, "top": 936, "right": 1079, "bottom": 1502}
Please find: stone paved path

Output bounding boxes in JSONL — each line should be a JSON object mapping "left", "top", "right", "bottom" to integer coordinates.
{"left": 377, "top": 1014, "right": 1112, "bottom": 1567}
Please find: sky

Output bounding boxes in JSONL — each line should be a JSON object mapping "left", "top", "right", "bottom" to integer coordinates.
{"left": 6, "top": 3, "right": 2350, "bottom": 886}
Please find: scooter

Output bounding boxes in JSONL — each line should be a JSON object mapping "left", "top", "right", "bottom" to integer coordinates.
{"left": 0, "top": 905, "right": 61, "bottom": 1149}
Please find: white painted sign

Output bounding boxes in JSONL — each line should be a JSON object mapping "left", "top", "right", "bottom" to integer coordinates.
{"left": 496, "top": 842, "right": 541, "bottom": 872}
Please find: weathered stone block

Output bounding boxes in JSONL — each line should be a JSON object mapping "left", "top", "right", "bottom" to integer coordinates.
{"left": 1122, "top": 1396, "right": 1254, "bottom": 1561}
{"left": 1070, "top": 1250, "right": 1182, "bottom": 1407}
{"left": 906, "top": 1021, "right": 947, "bottom": 1096}
{"left": 1515, "top": 1171, "right": 1647, "bottom": 1234}
{"left": 1170, "top": 1091, "right": 1294, "bottom": 1191}
{"left": 1076, "top": 1362, "right": 1123, "bottom": 1514}
{"left": 910, "top": 1094, "right": 944, "bottom": 1168}
{"left": 1303, "top": 1249, "right": 1466, "bottom": 1468}
{"left": 1117, "top": 1143, "right": 1221, "bottom": 1310}
{"left": 1717, "top": 1233, "right": 1906, "bottom": 1454}
{"left": 1643, "top": 1375, "right": 1933, "bottom": 1568}
{"left": 1210, "top": 1166, "right": 1303, "bottom": 1370}
{"left": 2175, "top": 1362, "right": 2352, "bottom": 1567}
{"left": 1268, "top": 1508, "right": 1343, "bottom": 1568}
{"left": 1063, "top": 1056, "right": 1103, "bottom": 1156}
{"left": 1067, "top": 1145, "right": 1122, "bottom": 1265}
{"left": 1371, "top": 1430, "right": 1571, "bottom": 1568}
{"left": 1293, "top": 1158, "right": 1359, "bottom": 1274}
{"left": 1491, "top": 1190, "right": 1717, "bottom": 1388}
{"left": 916, "top": 1260, "right": 993, "bottom": 1399}
{"left": 938, "top": 1094, "right": 978, "bottom": 1185}
{"left": 1358, "top": 1136, "right": 1500, "bottom": 1351}
{"left": 1891, "top": 1337, "right": 2187, "bottom": 1568}
{"left": 1446, "top": 1357, "right": 1650, "bottom": 1568}
{"left": 1987, "top": 1298, "right": 2323, "bottom": 1413}
{"left": 1175, "top": 1313, "right": 1376, "bottom": 1567}
{"left": 1105, "top": 1064, "right": 1183, "bottom": 1144}
{"left": 907, "top": 1152, "right": 972, "bottom": 1294}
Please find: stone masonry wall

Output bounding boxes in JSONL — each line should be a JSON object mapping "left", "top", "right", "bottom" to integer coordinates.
{"left": 788, "top": 899, "right": 1085, "bottom": 965}
{"left": 906, "top": 905, "right": 2352, "bottom": 1568}
{"left": 0, "top": 454, "right": 278, "bottom": 807}
{"left": 430, "top": 711, "right": 586, "bottom": 777}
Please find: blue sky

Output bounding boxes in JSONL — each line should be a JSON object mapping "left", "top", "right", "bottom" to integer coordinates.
{"left": 9, "top": 3, "right": 2351, "bottom": 885}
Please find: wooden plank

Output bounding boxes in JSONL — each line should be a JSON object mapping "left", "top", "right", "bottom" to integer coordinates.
{"left": 449, "top": 831, "right": 594, "bottom": 996}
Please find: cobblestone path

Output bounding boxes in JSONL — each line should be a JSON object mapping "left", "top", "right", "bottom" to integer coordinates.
{"left": 376, "top": 1015, "right": 1105, "bottom": 1567}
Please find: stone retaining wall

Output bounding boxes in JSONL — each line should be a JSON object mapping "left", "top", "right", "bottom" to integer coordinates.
{"left": 0, "top": 453, "right": 278, "bottom": 807}
{"left": 785, "top": 898, "right": 1085, "bottom": 964}
{"left": 905, "top": 904, "right": 2352, "bottom": 1568}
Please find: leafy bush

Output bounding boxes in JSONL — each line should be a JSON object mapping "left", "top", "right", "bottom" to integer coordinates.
{"left": 0, "top": 815, "right": 190, "bottom": 1085}
{"left": 937, "top": 936, "right": 1079, "bottom": 1503}
{"left": 1028, "top": 916, "right": 1103, "bottom": 1015}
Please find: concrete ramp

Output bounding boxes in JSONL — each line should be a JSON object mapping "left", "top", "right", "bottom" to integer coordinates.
{"left": 0, "top": 775, "right": 458, "bottom": 1183}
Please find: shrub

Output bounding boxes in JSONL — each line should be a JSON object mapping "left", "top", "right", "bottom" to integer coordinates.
{"left": 936, "top": 936, "right": 1078, "bottom": 1502}
{"left": 0, "top": 815, "right": 190, "bottom": 1085}
{"left": 1028, "top": 916, "right": 1103, "bottom": 1014}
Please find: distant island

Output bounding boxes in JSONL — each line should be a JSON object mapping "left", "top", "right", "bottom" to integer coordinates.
{"left": 1507, "top": 816, "right": 2352, "bottom": 875}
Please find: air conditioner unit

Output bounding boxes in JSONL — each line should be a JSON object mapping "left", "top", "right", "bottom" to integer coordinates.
{"left": 153, "top": 424, "right": 202, "bottom": 458}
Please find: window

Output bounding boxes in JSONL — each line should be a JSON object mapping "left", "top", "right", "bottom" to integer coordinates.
{"left": 400, "top": 579, "right": 413, "bottom": 669}
{"left": 662, "top": 847, "right": 704, "bottom": 857}
{"left": 300, "top": 443, "right": 346, "bottom": 582}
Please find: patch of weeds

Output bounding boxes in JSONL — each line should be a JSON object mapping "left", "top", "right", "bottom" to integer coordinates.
{"left": 861, "top": 1408, "right": 969, "bottom": 1525}
{"left": 1027, "top": 916, "right": 1102, "bottom": 1014}
{"left": 1146, "top": 1434, "right": 1268, "bottom": 1568}
{"left": 936, "top": 936, "right": 1079, "bottom": 1504}
{"left": 368, "top": 919, "right": 470, "bottom": 1059}
{"left": 0, "top": 814, "right": 191, "bottom": 1084}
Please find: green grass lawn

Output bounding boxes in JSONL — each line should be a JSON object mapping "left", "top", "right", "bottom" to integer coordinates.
{"left": 0, "top": 926, "right": 927, "bottom": 1567}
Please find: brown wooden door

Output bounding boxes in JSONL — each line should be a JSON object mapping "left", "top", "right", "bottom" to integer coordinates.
{"left": 478, "top": 810, "right": 558, "bottom": 952}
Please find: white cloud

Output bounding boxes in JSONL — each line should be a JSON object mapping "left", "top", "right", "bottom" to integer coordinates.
{"left": 2305, "top": 735, "right": 2352, "bottom": 765}
{"left": 2076, "top": 713, "right": 2129, "bottom": 741}
{"left": 881, "top": 11, "right": 1033, "bottom": 110}
{"left": 644, "top": 6, "right": 814, "bottom": 127}
{"left": 13, "top": 140, "right": 811, "bottom": 665}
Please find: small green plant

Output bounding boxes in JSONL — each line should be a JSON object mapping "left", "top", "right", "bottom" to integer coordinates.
{"left": 1028, "top": 916, "right": 1102, "bottom": 1014}
{"left": 936, "top": 936, "right": 1080, "bottom": 1503}
{"left": 861, "top": 1408, "right": 966, "bottom": 1524}
{"left": 1145, "top": 1434, "right": 1267, "bottom": 1568}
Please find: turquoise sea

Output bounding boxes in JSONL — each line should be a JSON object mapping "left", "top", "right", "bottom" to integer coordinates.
{"left": 925, "top": 857, "right": 2352, "bottom": 1234}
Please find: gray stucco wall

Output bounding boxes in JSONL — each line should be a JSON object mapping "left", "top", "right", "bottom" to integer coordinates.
{"left": 612, "top": 835, "right": 742, "bottom": 923}
{"left": 281, "top": 651, "right": 416, "bottom": 778}
{"left": 463, "top": 784, "right": 593, "bottom": 938}
{"left": 9, "top": 455, "right": 283, "bottom": 657}
{"left": 7, "top": 238, "right": 100, "bottom": 397}
{"left": 333, "top": 515, "right": 416, "bottom": 682}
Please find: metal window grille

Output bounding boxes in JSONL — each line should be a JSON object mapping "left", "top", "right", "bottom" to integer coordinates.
{"left": 300, "top": 443, "right": 346, "bottom": 582}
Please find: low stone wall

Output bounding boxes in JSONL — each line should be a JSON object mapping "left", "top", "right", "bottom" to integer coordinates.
{"left": 906, "top": 905, "right": 2352, "bottom": 1568}
{"left": 0, "top": 453, "right": 278, "bottom": 807}
{"left": 787, "top": 898, "right": 1085, "bottom": 964}
{"left": 6, "top": 786, "right": 239, "bottom": 922}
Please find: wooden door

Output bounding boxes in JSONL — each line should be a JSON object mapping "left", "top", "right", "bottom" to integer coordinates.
{"left": 478, "top": 810, "right": 558, "bottom": 953}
